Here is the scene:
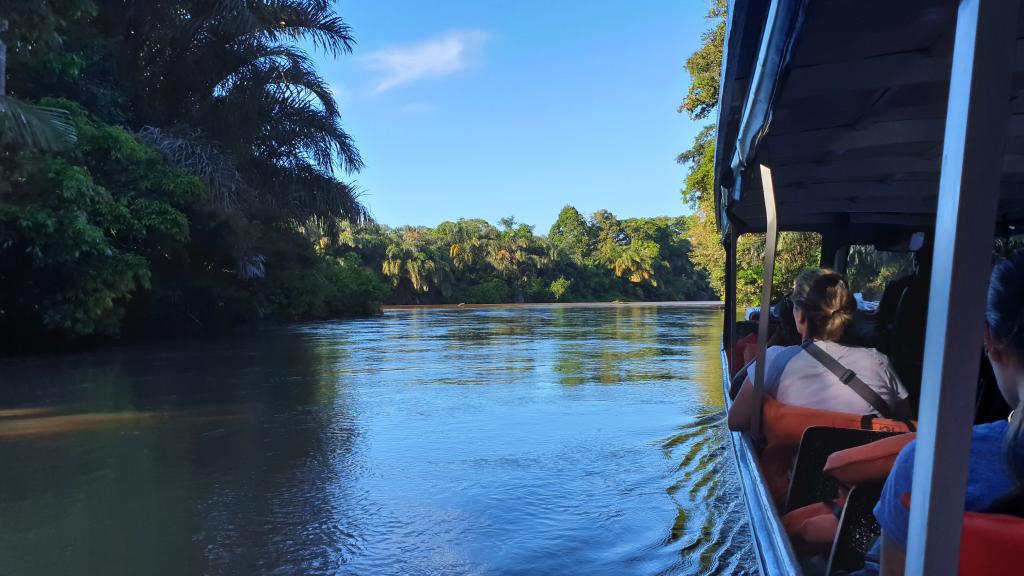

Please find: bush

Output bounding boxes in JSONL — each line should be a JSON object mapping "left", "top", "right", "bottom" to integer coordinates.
{"left": 525, "top": 277, "right": 554, "bottom": 303}
{"left": 550, "top": 276, "right": 571, "bottom": 301}
{"left": 458, "top": 277, "right": 512, "bottom": 304}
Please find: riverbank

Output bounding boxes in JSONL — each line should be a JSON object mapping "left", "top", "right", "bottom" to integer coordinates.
{"left": 383, "top": 301, "right": 724, "bottom": 311}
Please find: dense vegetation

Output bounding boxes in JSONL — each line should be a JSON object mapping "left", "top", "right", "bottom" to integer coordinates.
{"left": 0, "top": 1, "right": 384, "bottom": 351}
{"left": 677, "top": 0, "right": 821, "bottom": 307}
{"left": 0, "top": 2, "right": 716, "bottom": 352}
{"left": 336, "top": 207, "right": 714, "bottom": 305}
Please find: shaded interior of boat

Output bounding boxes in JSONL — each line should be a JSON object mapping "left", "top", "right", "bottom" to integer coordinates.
{"left": 716, "top": 0, "right": 1024, "bottom": 574}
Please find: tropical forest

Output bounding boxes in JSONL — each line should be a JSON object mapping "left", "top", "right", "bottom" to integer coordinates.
{"left": 0, "top": 1, "right": 718, "bottom": 354}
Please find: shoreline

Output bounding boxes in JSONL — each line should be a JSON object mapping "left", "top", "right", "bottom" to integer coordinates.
{"left": 383, "top": 301, "right": 724, "bottom": 311}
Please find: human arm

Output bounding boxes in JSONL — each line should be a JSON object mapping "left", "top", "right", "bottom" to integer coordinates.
{"left": 879, "top": 532, "right": 906, "bottom": 576}
{"left": 728, "top": 378, "right": 754, "bottom": 431}
{"left": 873, "top": 442, "right": 917, "bottom": 575}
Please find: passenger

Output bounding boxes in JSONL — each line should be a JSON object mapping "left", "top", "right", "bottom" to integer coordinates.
{"left": 728, "top": 269, "right": 910, "bottom": 431}
{"left": 769, "top": 290, "right": 803, "bottom": 348}
{"left": 729, "top": 292, "right": 801, "bottom": 399}
{"left": 866, "top": 251, "right": 1024, "bottom": 576}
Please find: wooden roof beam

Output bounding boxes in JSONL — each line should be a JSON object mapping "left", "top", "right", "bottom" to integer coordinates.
{"left": 781, "top": 39, "right": 1024, "bottom": 100}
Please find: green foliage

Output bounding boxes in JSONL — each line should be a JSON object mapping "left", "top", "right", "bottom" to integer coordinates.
{"left": 354, "top": 208, "right": 715, "bottom": 306}
{"left": 259, "top": 252, "right": 386, "bottom": 320}
{"left": 0, "top": 1, "right": 386, "bottom": 349}
{"left": 0, "top": 104, "right": 198, "bottom": 341}
{"left": 457, "top": 277, "right": 513, "bottom": 304}
{"left": 0, "top": 155, "right": 153, "bottom": 338}
{"left": 548, "top": 206, "right": 594, "bottom": 264}
{"left": 550, "top": 277, "right": 571, "bottom": 301}
{"left": 846, "top": 245, "right": 915, "bottom": 300}
{"left": 677, "top": 1, "right": 820, "bottom": 307}
{"left": 679, "top": 0, "right": 727, "bottom": 121}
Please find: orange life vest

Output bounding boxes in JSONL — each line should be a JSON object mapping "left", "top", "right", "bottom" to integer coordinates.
{"left": 759, "top": 396, "right": 915, "bottom": 507}
{"left": 731, "top": 333, "right": 757, "bottom": 375}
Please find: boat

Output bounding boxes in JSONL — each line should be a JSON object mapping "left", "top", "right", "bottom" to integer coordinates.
{"left": 714, "top": 0, "right": 1024, "bottom": 574}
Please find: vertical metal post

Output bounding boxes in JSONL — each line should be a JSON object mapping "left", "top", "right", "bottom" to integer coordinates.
{"left": 725, "top": 231, "right": 738, "bottom": 370}
{"left": 750, "top": 165, "right": 778, "bottom": 441}
{"left": 833, "top": 244, "right": 850, "bottom": 275}
{"left": 905, "top": 1, "right": 1018, "bottom": 574}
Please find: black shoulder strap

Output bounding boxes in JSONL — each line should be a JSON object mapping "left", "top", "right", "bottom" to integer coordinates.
{"left": 801, "top": 341, "right": 914, "bottom": 426}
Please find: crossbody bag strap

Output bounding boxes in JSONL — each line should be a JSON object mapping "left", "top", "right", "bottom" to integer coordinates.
{"left": 801, "top": 341, "right": 912, "bottom": 425}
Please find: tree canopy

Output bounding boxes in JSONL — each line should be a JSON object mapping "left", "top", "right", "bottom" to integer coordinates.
{"left": 0, "top": 1, "right": 383, "bottom": 352}
{"left": 338, "top": 208, "right": 714, "bottom": 306}
{"left": 677, "top": 0, "right": 821, "bottom": 307}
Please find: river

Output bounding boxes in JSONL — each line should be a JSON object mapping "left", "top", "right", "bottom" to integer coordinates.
{"left": 0, "top": 304, "right": 752, "bottom": 575}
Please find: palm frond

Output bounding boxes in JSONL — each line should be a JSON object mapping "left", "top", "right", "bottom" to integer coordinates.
{"left": 255, "top": 0, "right": 356, "bottom": 56}
{"left": 0, "top": 97, "right": 78, "bottom": 151}
{"left": 136, "top": 126, "right": 252, "bottom": 214}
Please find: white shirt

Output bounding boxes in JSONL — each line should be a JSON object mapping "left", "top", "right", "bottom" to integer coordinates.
{"left": 749, "top": 340, "right": 909, "bottom": 416}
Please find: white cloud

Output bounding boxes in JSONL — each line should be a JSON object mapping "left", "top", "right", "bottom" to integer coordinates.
{"left": 363, "top": 30, "right": 488, "bottom": 94}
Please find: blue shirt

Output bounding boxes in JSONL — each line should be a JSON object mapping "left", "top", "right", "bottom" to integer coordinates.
{"left": 874, "top": 420, "right": 1014, "bottom": 549}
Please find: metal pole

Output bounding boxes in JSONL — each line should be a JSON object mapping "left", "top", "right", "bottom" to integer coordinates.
{"left": 750, "top": 165, "right": 778, "bottom": 441}
{"left": 833, "top": 244, "right": 849, "bottom": 275}
{"left": 725, "top": 231, "right": 738, "bottom": 370}
{"left": 905, "top": 0, "right": 1018, "bottom": 574}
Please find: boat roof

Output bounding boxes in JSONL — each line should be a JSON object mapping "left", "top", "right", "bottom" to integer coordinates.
{"left": 715, "top": 0, "right": 1024, "bottom": 239}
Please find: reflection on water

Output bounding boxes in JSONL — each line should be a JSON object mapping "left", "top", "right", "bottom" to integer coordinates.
{"left": 0, "top": 304, "right": 753, "bottom": 575}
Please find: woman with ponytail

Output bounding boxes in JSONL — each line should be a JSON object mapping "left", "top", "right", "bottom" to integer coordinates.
{"left": 868, "top": 251, "right": 1024, "bottom": 575}
{"left": 729, "top": 269, "right": 910, "bottom": 431}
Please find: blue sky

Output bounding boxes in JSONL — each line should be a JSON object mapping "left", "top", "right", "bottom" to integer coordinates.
{"left": 318, "top": 1, "right": 713, "bottom": 233}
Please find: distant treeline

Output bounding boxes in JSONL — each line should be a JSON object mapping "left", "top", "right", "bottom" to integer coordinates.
{"left": 327, "top": 206, "right": 715, "bottom": 306}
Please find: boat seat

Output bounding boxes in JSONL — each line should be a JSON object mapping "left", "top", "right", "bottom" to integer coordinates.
{"left": 825, "top": 483, "right": 884, "bottom": 575}
{"left": 785, "top": 427, "right": 900, "bottom": 513}
{"left": 959, "top": 511, "right": 1024, "bottom": 576}
{"left": 759, "top": 398, "right": 914, "bottom": 507}
{"left": 891, "top": 281, "right": 928, "bottom": 414}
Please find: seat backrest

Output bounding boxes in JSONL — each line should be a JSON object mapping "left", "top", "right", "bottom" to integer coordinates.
{"left": 759, "top": 397, "right": 914, "bottom": 506}
{"left": 959, "top": 512, "right": 1024, "bottom": 576}
{"left": 786, "top": 427, "right": 902, "bottom": 513}
{"left": 891, "top": 280, "right": 929, "bottom": 413}
{"left": 826, "top": 484, "right": 885, "bottom": 575}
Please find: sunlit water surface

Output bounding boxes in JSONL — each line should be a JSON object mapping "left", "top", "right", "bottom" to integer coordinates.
{"left": 0, "top": 304, "right": 753, "bottom": 575}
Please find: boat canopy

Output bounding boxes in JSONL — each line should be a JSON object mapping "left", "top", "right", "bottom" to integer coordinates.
{"left": 718, "top": 1, "right": 1024, "bottom": 575}
{"left": 716, "top": 0, "right": 1024, "bottom": 240}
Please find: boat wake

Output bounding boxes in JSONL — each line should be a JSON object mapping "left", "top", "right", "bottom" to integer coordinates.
{"left": 658, "top": 411, "right": 755, "bottom": 575}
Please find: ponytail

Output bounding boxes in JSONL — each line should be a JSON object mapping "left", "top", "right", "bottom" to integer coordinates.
{"left": 791, "top": 269, "right": 855, "bottom": 342}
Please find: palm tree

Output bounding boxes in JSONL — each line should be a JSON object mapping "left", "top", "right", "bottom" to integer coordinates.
{"left": 612, "top": 240, "right": 660, "bottom": 286}
{"left": 96, "top": 0, "right": 364, "bottom": 219}
{"left": 0, "top": 20, "right": 77, "bottom": 151}
{"left": 381, "top": 229, "right": 452, "bottom": 303}
{"left": 488, "top": 217, "right": 549, "bottom": 302}
{"left": 436, "top": 219, "right": 497, "bottom": 273}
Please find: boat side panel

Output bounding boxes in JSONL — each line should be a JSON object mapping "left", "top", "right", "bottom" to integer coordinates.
{"left": 721, "top": 349, "right": 802, "bottom": 576}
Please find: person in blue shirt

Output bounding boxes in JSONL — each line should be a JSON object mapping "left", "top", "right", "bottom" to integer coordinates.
{"left": 867, "top": 251, "right": 1024, "bottom": 575}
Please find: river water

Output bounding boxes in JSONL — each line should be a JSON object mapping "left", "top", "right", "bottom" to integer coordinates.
{"left": 0, "top": 304, "right": 752, "bottom": 575}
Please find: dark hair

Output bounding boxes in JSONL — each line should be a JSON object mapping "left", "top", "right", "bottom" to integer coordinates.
{"left": 987, "top": 252, "right": 1024, "bottom": 359}
{"left": 791, "top": 269, "right": 855, "bottom": 342}
{"left": 987, "top": 251, "right": 1024, "bottom": 512}
{"left": 769, "top": 292, "right": 801, "bottom": 347}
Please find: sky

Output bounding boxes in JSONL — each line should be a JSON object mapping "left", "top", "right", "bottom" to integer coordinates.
{"left": 316, "top": 1, "right": 713, "bottom": 233}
